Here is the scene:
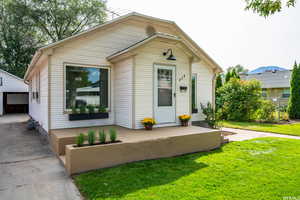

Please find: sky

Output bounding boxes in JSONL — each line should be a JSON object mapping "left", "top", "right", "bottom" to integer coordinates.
{"left": 107, "top": 0, "right": 300, "bottom": 71}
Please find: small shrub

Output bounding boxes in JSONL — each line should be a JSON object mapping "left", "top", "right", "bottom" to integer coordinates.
{"left": 87, "top": 105, "right": 95, "bottom": 113}
{"left": 79, "top": 105, "right": 87, "bottom": 114}
{"left": 71, "top": 106, "right": 78, "bottom": 114}
{"left": 99, "top": 130, "right": 106, "bottom": 143}
{"left": 109, "top": 128, "right": 117, "bottom": 143}
{"left": 76, "top": 133, "right": 85, "bottom": 147}
{"left": 200, "top": 102, "right": 217, "bottom": 128}
{"left": 255, "top": 100, "right": 276, "bottom": 122}
{"left": 98, "top": 105, "right": 106, "bottom": 113}
{"left": 87, "top": 130, "right": 95, "bottom": 145}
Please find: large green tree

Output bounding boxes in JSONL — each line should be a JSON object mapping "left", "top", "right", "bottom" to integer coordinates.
{"left": 245, "top": 0, "right": 296, "bottom": 17}
{"left": 9, "top": 0, "right": 107, "bottom": 43}
{"left": 0, "top": 0, "right": 39, "bottom": 78}
{"left": 288, "top": 62, "right": 300, "bottom": 119}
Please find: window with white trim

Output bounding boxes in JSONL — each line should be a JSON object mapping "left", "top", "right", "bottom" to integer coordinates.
{"left": 192, "top": 73, "right": 197, "bottom": 112}
{"left": 65, "top": 65, "right": 109, "bottom": 110}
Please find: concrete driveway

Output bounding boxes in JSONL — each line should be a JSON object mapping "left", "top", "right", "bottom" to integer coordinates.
{"left": 0, "top": 114, "right": 81, "bottom": 200}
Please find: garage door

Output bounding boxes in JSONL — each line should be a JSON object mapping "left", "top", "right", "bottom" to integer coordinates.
{"left": 4, "top": 92, "right": 29, "bottom": 114}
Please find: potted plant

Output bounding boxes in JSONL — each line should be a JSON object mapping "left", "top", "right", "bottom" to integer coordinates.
{"left": 178, "top": 114, "right": 191, "bottom": 126}
{"left": 141, "top": 118, "right": 156, "bottom": 130}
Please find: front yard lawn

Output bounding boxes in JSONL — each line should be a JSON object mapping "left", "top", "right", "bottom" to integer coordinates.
{"left": 74, "top": 138, "right": 300, "bottom": 200}
{"left": 221, "top": 121, "right": 300, "bottom": 136}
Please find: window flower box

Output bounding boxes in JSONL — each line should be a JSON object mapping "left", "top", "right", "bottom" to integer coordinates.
{"left": 68, "top": 112, "right": 109, "bottom": 121}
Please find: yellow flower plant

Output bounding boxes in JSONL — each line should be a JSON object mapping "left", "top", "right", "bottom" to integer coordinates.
{"left": 141, "top": 118, "right": 156, "bottom": 125}
{"left": 179, "top": 114, "right": 191, "bottom": 122}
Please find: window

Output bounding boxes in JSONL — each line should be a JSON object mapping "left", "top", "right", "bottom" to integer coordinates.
{"left": 65, "top": 65, "right": 109, "bottom": 110}
{"left": 262, "top": 88, "right": 267, "bottom": 97}
{"left": 192, "top": 74, "right": 197, "bottom": 112}
{"left": 282, "top": 88, "right": 290, "bottom": 98}
{"left": 0, "top": 77, "right": 3, "bottom": 86}
{"left": 36, "top": 71, "right": 40, "bottom": 103}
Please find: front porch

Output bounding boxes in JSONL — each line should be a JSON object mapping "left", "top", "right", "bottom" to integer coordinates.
{"left": 50, "top": 125, "right": 223, "bottom": 174}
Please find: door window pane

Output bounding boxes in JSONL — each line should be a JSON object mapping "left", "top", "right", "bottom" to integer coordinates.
{"left": 158, "top": 88, "right": 172, "bottom": 106}
{"left": 157, "top": 68, "right": 173, "bottom": 107}
{"left": 66, "top": 66, "right": 108, "bottom": 109}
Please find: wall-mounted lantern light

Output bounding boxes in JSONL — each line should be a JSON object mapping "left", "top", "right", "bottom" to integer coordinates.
{"left": 163, "top": 49, "right": 176, "bottom": 61}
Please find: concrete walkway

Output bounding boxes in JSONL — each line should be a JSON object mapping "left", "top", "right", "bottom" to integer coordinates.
{"left": 222, "top": 127, "right": 300, "bottom": 141}
{"left": 0, "top": 114, "right": 81, "bottom": 200}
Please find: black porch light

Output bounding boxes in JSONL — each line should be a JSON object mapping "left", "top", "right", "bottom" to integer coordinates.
{"left": 163, "top": 49, "right": 176, "bottom": 61}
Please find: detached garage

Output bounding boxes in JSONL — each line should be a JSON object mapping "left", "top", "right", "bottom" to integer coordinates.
{"left": 0, "top": 69, "right": 28, "bottom": 115}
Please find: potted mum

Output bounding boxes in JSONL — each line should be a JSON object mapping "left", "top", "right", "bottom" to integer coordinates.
{"left": 141, "top": 118, "right": 156, "bottom": 130}
{"left": 179, "top": 115, "right": 191, "bottom": 126}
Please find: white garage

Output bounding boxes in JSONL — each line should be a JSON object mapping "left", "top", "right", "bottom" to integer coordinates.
{"left": 0, "top": 69, "right": 29, "bottom": 115}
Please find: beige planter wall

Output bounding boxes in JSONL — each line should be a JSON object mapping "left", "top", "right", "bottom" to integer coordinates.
{"left": 65, "top": 131, "right": 221, "bottom": 175}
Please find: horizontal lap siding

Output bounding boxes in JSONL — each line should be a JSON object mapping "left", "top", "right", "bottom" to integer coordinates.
{"left": 50, "top": 21, "right": 173, "bottom": 129}
{"left": 134, "top": 40, "right": 190, "bottom": 129}
{"left": 29, "top": 62, "right": 48, "bottom": 131}
{"left": 114, "top": 58, "right": 133, "bottom": 128}
{"left": 191, "top": 62, "right": 214, "bottom": 121}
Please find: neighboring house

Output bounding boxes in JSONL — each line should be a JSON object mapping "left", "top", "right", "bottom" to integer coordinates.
{"left": 24, "top": 12, "right": 222, "bottom": 134}
{"left": 240, "top": 66, "right": 291, "bottom": 106}
{"left": 0, "top": 69, "right": 28, "bottom": 115}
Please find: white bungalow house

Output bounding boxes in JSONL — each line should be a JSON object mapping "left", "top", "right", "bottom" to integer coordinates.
{"left": 24, "top": 12, "right": 222, "bottom": 134}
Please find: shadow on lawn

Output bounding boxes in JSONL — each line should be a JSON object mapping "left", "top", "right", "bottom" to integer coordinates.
{"left": 74, "top": 147, "right": 224, "bottom": 199}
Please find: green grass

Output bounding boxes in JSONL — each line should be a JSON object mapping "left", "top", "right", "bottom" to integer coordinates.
{"left": 74, "top": 138, "right": 300, "bottom": 200}
{"left": 221, "top": 121, "right": 300, "bottom": 136}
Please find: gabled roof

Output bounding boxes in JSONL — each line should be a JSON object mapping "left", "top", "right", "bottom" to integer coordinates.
{"left": 0, "top": 69, "right": 24, "bottom": 82}
{"left": 24, "top": 12, "right": 222, "bottom": 80}
{"left": 248, "top": 66, "right": 287, "bottom": 74}
{"left": 107, "top": 32, "right": 194, "bottom": 61}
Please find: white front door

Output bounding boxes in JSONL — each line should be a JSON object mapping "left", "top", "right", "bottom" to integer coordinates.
{"left": 154, "top": 64, "right": 176, "bottom": 124}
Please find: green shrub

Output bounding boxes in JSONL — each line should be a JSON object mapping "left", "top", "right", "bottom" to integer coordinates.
{"left": 98, "top": 105, "right": 106, "bottom": 113}
{"left": 99, "top": 130, "right": 106, "bottom": 143}
{"left": 255, "top": 100, "right": 276, "bottom": 122}
{"left": 79, "top": 105, "right": 86, "bottom": 114}
{"left": 200, "top": 102, "right": 217, "bottom": 128}
{"left": 109, "top": 128, "right": 117, "bottom": 142}
{"left": 217, "top": 78, "right": 262, "bottom": 121}
{"left": 87, "top": 130, "right": 95, "bottom": 145}
{"left": 76, "top": 133, "right": 85, "bottom": 147}
{"left": 72, "top": 106, "right": 78, "bottom": 114}
{"left": 87, "top": 105, "right": 95, "bottom": 113}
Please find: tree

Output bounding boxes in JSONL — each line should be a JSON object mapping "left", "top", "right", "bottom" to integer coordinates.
{"left": 288, "top": 62, "right": 300, "bottom": 119}
{"left": 227, "top": 64, "right": 248, "bottom": 74}
{"left": 0, "top": 0, "right": 39, "bottom": 78}
{"left": 245, "top": 0, "right": 296, "bottom": 17}
{"left": 215, "top": 74, "right": 223, "bottom": 111}
{"left": 225, "top": 71, "right": 232, "bottom": 83}
{"left": 231, "top": 68, "right": 240, "bottom": 79}
{"left": 9, "top": 0, "right": 107, "bottom": 43}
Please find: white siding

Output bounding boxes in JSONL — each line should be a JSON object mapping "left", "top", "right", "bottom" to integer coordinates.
{"left": 29, "top": 63, "right": 48, "bottom": 131}
{"left": 191, "top": 61, "right": 214, "bottom": 121}
{"left": 134, "top": 39, "right": 191, "bottom": 129}
{"left": 50, "top": 21, "right": 175, "bottom": 129}
{"left": 0, "top": 71, "right": 28, "bottom": 93}
{"left": 114, "top": 58, "right": 133, "bottom": 128}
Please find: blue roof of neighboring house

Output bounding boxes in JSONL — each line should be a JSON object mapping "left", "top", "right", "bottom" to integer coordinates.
{"left": 248, "top": 66, "right": 288, "bottom": 74}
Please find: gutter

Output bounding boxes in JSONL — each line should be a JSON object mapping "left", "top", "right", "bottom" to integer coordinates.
{"left": 24, "top": 50, "right": 43, "bottom": 83}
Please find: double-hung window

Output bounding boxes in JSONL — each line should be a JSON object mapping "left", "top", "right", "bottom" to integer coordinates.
{"left": 65, "top": 65, "right": 109, "bottom": 110}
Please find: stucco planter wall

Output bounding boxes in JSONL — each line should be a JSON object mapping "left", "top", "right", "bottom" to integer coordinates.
{"left": 65, "top": 131, "right": 221, "bottom": 175}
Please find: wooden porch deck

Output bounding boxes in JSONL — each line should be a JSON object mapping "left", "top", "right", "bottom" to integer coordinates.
{"left": 50, "top": 125, "right": 222, "bottom": 156}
